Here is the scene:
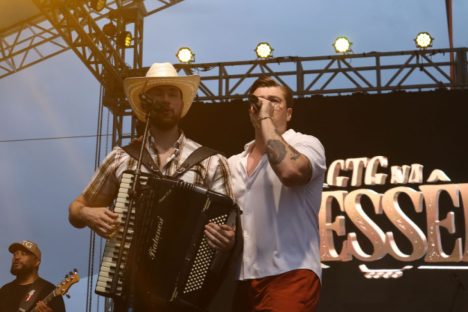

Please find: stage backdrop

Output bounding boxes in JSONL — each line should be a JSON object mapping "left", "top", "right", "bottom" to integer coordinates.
{"left": 181, "top": 90, "right": 468, "bottom": 312}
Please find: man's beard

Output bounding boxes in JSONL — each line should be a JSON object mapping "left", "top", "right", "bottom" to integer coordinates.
{"left": 10, "top": 263, "right": 34, "bottom": 277}
{"left": 149, "top": 110, "right": 181, "bottom": 130}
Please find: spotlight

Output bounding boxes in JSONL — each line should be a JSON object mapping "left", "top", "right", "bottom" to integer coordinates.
{"left": 89, "top": 0, "right": 106, "bottom": 12}
{"left": 414, "top": 32, "right": 433, "bottom": 49}
{"left": 102, "top": 22, "right": 116, "bottom": 37}
{"left": 176, "top": 47, "right": 195, "bottom": 63}
{"left": 255, "top": 42, "right": 273, "bottom": 58}
{"left": 117, "top": 31, "right": 132, "bottom": 48}
{"left": 333, "top": 36, "right": 352, "bottom": 53}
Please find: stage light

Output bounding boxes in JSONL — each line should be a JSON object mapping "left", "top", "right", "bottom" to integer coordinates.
{"left": 333, "top": 36, "right": 352, "bottom": 53}
{"left": 117, "top": 31, "right": 132, "bottom": 48}
{"left": 414, "top": 32, "right": 433, "bottom": 49}
{"left": 176, "top": 47, "right": 195, "bottom": 63}
{"left": 255, "top": 42, "right": 273, "bottom": 58}
{"left": 89, "top": 0, "right": 106, "bottom": 12}
{"left": 102, "top": 22, "right": 117, "bottom": 37}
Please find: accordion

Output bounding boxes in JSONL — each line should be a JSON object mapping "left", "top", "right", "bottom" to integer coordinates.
{"left": 95, "top": 170, "right": 239, "bottom": 310}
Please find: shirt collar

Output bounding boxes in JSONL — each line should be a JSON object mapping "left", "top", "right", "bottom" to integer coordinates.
{"left": 146, "top": 131, "right": 186, "bottom": 169}
{"left": 147, "top": 131, "right": 185, "bottom": 151}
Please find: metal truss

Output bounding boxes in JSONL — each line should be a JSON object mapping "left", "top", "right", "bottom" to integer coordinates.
{"left": 112, "top": 47, "right": 468, "bottom": 145}
{"left": 31, "top": 0, "right": 141, "bottom": 88}
{"left": 0, "top": 15, "right": 67, "bottom": 79}
{"left": 169, "top": 47, "right": 468, "bottom": 103}
{"left": 0, "top": 0, "right": 184, "bottom": 80}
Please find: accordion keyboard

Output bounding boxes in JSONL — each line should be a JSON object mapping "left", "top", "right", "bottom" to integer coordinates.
{"left": 95, "top": 172, "right": 143, "bottom": 297}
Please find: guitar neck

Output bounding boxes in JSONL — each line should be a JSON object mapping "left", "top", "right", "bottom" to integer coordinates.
{"left": 40, "top": 290, "right": 55, "bottom": 304}
{"left": 30, "top": 290, "right": 56, "bottom": 312}
{"left": 29, "top": 270, "right": 79, "bottom": 311}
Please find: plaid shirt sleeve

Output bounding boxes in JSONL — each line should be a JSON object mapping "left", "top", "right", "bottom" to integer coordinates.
{"left": 82, "top": 147, "right": 122, "bottom": 205}
{"left": 205, "top": 154, "right": 234, "bottom": 199}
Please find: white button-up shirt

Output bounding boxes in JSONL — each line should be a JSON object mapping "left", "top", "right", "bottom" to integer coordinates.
{"left": 228, "top": 129, "right": 326, "bottom": 281}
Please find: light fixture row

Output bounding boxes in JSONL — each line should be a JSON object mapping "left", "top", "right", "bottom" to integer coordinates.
{"left": 176, "top": 32, "right": 435, "bottom": 63}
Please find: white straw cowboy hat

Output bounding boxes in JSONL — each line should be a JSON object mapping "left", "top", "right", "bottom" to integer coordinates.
{"left": 123, "top": 62, "right": 200, "bottom": 121}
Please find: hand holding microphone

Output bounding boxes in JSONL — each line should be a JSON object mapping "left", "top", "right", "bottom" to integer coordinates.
{"left": 248, "top": 94, "right": 262, "bottom": 113}
{"left": 248, "top": 94, "right": 275, "bottom": 123}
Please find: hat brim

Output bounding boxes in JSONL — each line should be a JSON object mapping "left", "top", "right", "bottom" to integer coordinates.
{"left": 9, "top": 242, "right": 41, "bottom": 259}
{"left": 123, "top": 76, "right": 200, "bottom": 122}
{"left": 8, "top": 243, "right": 34, "bottom": 256}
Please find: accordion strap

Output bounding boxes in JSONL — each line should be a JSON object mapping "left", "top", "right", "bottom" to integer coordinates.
{"left": 172, "top": 145, "right": 219, "bottom": 178}
{"left": 122, "top": 140, "right": 219, "bottom": 178}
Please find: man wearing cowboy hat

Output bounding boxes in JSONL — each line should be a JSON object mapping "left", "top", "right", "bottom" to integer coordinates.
{"left": 68, "top": 62, "right": 236, "bottom": 308}
{"left": 0, "top": 240, "right": 66, "bottom": 311}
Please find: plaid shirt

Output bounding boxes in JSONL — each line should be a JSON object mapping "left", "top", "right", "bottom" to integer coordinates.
{"left": 82, "top": 132, "right": 233, "bottom": 204}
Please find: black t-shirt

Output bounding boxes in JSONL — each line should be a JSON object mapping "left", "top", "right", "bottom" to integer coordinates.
{"left": 0, "top": 277, "right": 66, "bottom": 312}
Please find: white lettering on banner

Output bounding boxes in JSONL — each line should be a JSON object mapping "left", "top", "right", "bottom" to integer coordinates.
{"left": 320, "top": 156, "right": 468, "bottom": 265}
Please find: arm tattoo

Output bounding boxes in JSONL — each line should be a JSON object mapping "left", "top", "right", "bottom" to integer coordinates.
{"left": 266, "top": 139, "right": 287, "bottom": 165}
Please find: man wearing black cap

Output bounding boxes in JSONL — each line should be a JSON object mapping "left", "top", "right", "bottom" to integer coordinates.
{"left": 0, "top": 240, "right": 65, "bottom": 312}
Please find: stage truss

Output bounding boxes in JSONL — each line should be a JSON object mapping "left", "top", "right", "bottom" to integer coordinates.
{"left": 114, "top": 48, "right": 468, "bottom": 145}
{"left": 0, "top": 0, "right": 183, "bottom": 79}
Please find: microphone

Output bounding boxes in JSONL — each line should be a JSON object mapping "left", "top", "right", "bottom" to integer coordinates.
{"left": 139, "top": 92, "right": 164, "bottom": 112}
{"left": 248, "top": 94, "right": 261, "bottom": 112}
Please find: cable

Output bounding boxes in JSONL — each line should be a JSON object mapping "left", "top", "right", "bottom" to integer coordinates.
{"left": 0, "top": 134, "right": 113, "bottom": 143}
{"left": 87, "top": 84, "right": 104, "bottom": 312}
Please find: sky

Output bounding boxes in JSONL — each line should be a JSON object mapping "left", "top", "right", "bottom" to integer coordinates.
{"left": 0, "top": 0, "right": 467, "bottom": 310}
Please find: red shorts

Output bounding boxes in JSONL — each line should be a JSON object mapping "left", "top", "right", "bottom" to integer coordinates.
{"left": 232, "top": 269, "right": 321, "bottom": 312}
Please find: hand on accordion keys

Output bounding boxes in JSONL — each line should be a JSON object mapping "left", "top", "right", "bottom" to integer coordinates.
{"left": 81, "top": 206, "right": 120, "bottom": 239}
{"left": 204, "top": 223, "right": 236, "bottom": 252}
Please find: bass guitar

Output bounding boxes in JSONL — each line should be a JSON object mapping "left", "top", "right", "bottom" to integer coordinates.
{"left": 29, "top": 269, "right": 80, "bottom": 312}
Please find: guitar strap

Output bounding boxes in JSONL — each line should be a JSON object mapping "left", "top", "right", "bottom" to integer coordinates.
{"left": 17, "top": 280, "right": 46, "bottom": 312}
{"left": 122, "top": 140, "right": 219, "bottom": 178}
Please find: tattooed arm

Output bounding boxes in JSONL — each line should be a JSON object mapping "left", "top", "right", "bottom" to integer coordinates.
{"left": 259, "top": 117, "right": 312, "bottom": 187}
